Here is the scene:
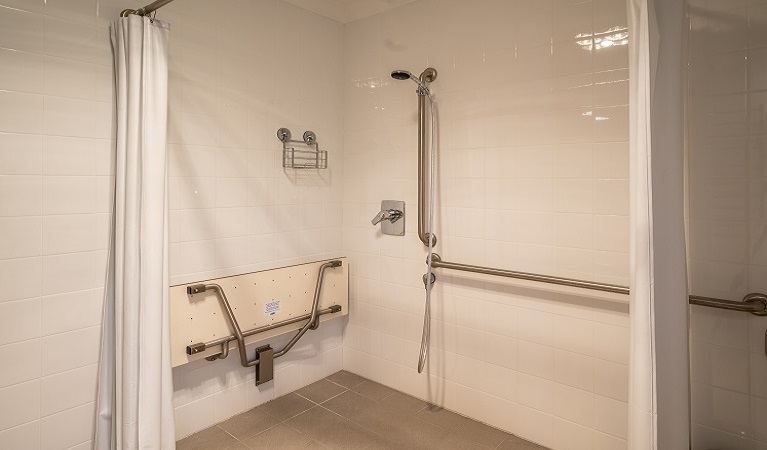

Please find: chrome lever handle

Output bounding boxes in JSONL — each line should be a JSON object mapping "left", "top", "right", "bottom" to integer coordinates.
{"left": 371, "top": 209, "right": 403, "bottom": 225}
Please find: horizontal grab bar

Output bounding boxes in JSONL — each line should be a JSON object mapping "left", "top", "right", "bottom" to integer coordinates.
{"left": 689, "top": 294, "right": 767, "bottom": 315}
{"left": 428, "top": 253, "right": 767, "bottom": 316}
{"left": 429, "top": 254, "right": 629, "bottom": 295}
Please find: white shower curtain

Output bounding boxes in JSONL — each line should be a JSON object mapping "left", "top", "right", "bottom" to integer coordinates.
{"left": 95, "top": 15, "right": 175, "bottom": 450}
{"left": 627, "top": 0, "right": 688, "bottom": 448}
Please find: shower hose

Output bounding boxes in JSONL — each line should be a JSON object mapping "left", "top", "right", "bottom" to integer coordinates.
{"left": 417, "top": 94, "right": 437, "bottom": 374}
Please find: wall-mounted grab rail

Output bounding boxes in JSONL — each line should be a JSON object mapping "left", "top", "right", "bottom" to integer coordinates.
{"left": 429, "top": 254, "right": 629, "bottom": 295}
{"left": 185, "top": 260, "right": 344, "bottom": 376}
{"left": 428, "top": 254, "right": 767, "bottom": 316}
{"left": 688, "top": 293, "right": 767, "bottom": 315}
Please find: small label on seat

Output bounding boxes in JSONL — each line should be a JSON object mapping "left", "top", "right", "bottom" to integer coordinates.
{"left": 264, "top": 300, "right": 280, "bottom": 317}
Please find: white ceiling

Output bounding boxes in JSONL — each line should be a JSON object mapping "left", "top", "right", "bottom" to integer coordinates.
{"left": 281, "top": 0, "right": 418, "bottom": 23}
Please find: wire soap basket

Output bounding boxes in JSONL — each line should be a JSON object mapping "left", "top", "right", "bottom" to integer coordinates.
{"left": 277, "top": 128, "right": 328, "bottom": 169}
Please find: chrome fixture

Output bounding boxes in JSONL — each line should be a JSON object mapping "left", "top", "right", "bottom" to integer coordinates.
{"left": 186, "top": 260, "right": 343, "bottom": 384}
{"left": 277, "top": 127, "right": 328, "bottom": 169}
{"left": 427, "top": 253, "right": 767, "bottom": 316}
{"left": 121, "top": 0, "right": 175, "bottom": 17}
{"left": 393, "top": 68, "right": 438, "bottom": 374}
{"left": 371, "top": 209, "right": 402, "bottom": 225}
{"left": 689, "top": 293, "right": 767, "bottom": 316}
{"left": 371, "top": 200, "right": 405, "bottom": 236}
{"left": 391, "top": 69, "right": 436, "bottom": 95}
{"left": 391, "top": 68, "right": 437, "bottom": 247}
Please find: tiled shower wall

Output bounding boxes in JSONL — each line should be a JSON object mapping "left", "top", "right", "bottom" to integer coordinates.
{"left": 687, "top": 0, "right": 767, "bottom": 448}
{"left": 341, "top": 1, "right": 631, "bottom": 449}
{"left": 0, "top": 0, "right": 118, "bottom": 448}
{"left": 0, "top": 0, "right": 345, "bottom": 447}
{"left": 163, "top": 0, "right": 345, "bottom": 439}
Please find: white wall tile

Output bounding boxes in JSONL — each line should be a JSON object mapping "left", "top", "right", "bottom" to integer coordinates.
{"left": 0, "top": 91, "right": 44, "bottom": 134}
{"left": 0, "top": 48, "right": 45, "bottom": 94}
{"left": 0, "top": 0, "right": 636, "bottom": 447}
{"left": 593, "top": 323, "right": 629, "bottom": 365}
{"left": 0, "top": 257, "right": 41, "bottom": 303}
{"left": 0, "top": 340, "right": 41, "bottom": 388}
{"left": 0, "top": 217, "right": 41, "bottom": 259}
{"left": 40, "top": 289, "right": 100, "bottom": 336}
{"left": 0, "top": 380, "right": 39, "bottom": 431}
{"left": 42, "top": 215, "right": 96, "bottom": 255}
{"left": 43, "top": 17, "right": 110, "bottom": 65}
{"left": 553, "top": 417, "right": 594, "bottom": 450}
{"left": 42, "top": 252, "right": 95, "bottom": 296}
{"left": 43, "top": 136, "right": 110, "bottom": 176}
{"left": 342, "top": 1, "right": 630, "bottom": 446}
{"left": 0, "top": 176, "right": 42, "bottom": 217}
{"left": 40, "top": 364, "right": 97, "bottom": 416}
{"left": 0, "top": 133, "right": 43, "bottom": 176}
{"left": 0, "top": 420, "right": 39, "bottom": 450}
{"left": 39, "top": 402, "right": 93, "bottom": 450}
{"left": 40, "top": 326, "right": 99, "bottom": 376}
{"left": 43, "top": 96, "right": 111, "bottom": 139}
{"left": 594, "top": 394, "right": 628, "bottom": 440}
{"left": 554, "top": 349, "right": 594, "bottom": 392}
{"left": 594, "top": 358, "right": 628, "bottom": 402}
{"left": 0, "top": 6, "right": 43, "bottom": 53}
{"left": 0, "top": 298, "right": 40, "bottom": 345}
{"left": 44, "top": 0, "right": 97, "bottom": 25}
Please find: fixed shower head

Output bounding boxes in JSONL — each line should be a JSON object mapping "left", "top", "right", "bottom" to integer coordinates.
{"left": 391, "top": 68, "right": 437, "bottom": 94}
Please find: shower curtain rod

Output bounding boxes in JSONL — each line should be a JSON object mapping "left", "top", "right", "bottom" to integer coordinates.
{"left": 120, "top": 0, "right": 175, "bottom": 17}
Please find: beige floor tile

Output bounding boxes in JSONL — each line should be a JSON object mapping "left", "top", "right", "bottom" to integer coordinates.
{"left": 350, "top": 380, "right": 396, "bottom": 402}
{"left": 350, "top": 403, "right": 404, "bottom": 436}
{"left": 322, "top": 390, "right": 377, "bottom": 419}
{"left": 315, "top": 421, "right": 381, "bottom": 449}
{"left": 326, "top": 370, "right": 367, "bottom": 388}
{"left": 218, "top": 407, "right": 279, "bottom": 440}
{"left": 417, "top": 405, "right": 470, "bottom": 430}
{"left": 241, "top": 423, "right": 312, "bottom": 449}
{"left": 176, "top": 425, "right": 239, "bottom": 450}
{"left": 378, "top": 391, "right": 428, "bottom": 415}
{"left": 454, "top": 417, "right": 511, "bottom": 448}
{"left": 260, "top": 393, "right": 316, "bottom": 421}
{"left": 352, "top": 404, "right": 448, "bottom": 449}
{"left": 439, "top": 432, "right": 493, "bottom": 449}
{"left": 296, "top": 379, "right": 348, "bottom": 404}
{"left": 365, "top": 436, "right": 404, "bottom": 449}
{"left": 176, "top": 371, "right": 546, "bottom": 450}
{"left": 497, "top": 434, "right": 549, "bottom": 449}
{"left": 284, "top": 406, "right": 347, "bottom": 439}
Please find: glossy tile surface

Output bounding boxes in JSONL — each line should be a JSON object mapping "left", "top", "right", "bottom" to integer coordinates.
{"left": 177, "top": 371, "right": 548, "bottom": 450}
{"left": 341, "top": 1, "right": 630, "bottom": 449}
{"left": 687, "top": 0, "right": 767, "bottom": 448}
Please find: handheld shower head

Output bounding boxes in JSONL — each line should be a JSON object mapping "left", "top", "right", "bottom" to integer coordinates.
{"left": 391, "top": 68, "right": 437, "bottom": 94}
{"left": 391, "top": 70, "right": 414, "bottom": 81}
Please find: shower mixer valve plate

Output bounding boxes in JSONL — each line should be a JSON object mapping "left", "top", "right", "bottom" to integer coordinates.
{"left": 371, "top": 200, "right": 405, "bottom": 236}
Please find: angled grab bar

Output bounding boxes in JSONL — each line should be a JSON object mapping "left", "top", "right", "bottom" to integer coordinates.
{"left": 185, "top": 260, "right": 344, "bottom": 367}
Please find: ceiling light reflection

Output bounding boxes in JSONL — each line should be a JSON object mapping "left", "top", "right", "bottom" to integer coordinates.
{"left": 575, "top": 26, "right": 629, "bottom": 51}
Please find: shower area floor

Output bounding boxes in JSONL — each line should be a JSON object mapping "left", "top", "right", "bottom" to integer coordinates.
{"left": 177, "top": 370, "right": 548, "bottom": 449}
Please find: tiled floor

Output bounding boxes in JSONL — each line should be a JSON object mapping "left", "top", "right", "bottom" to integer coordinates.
{"left": 177, "top": 370, "right": 549, "bottom": 449}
